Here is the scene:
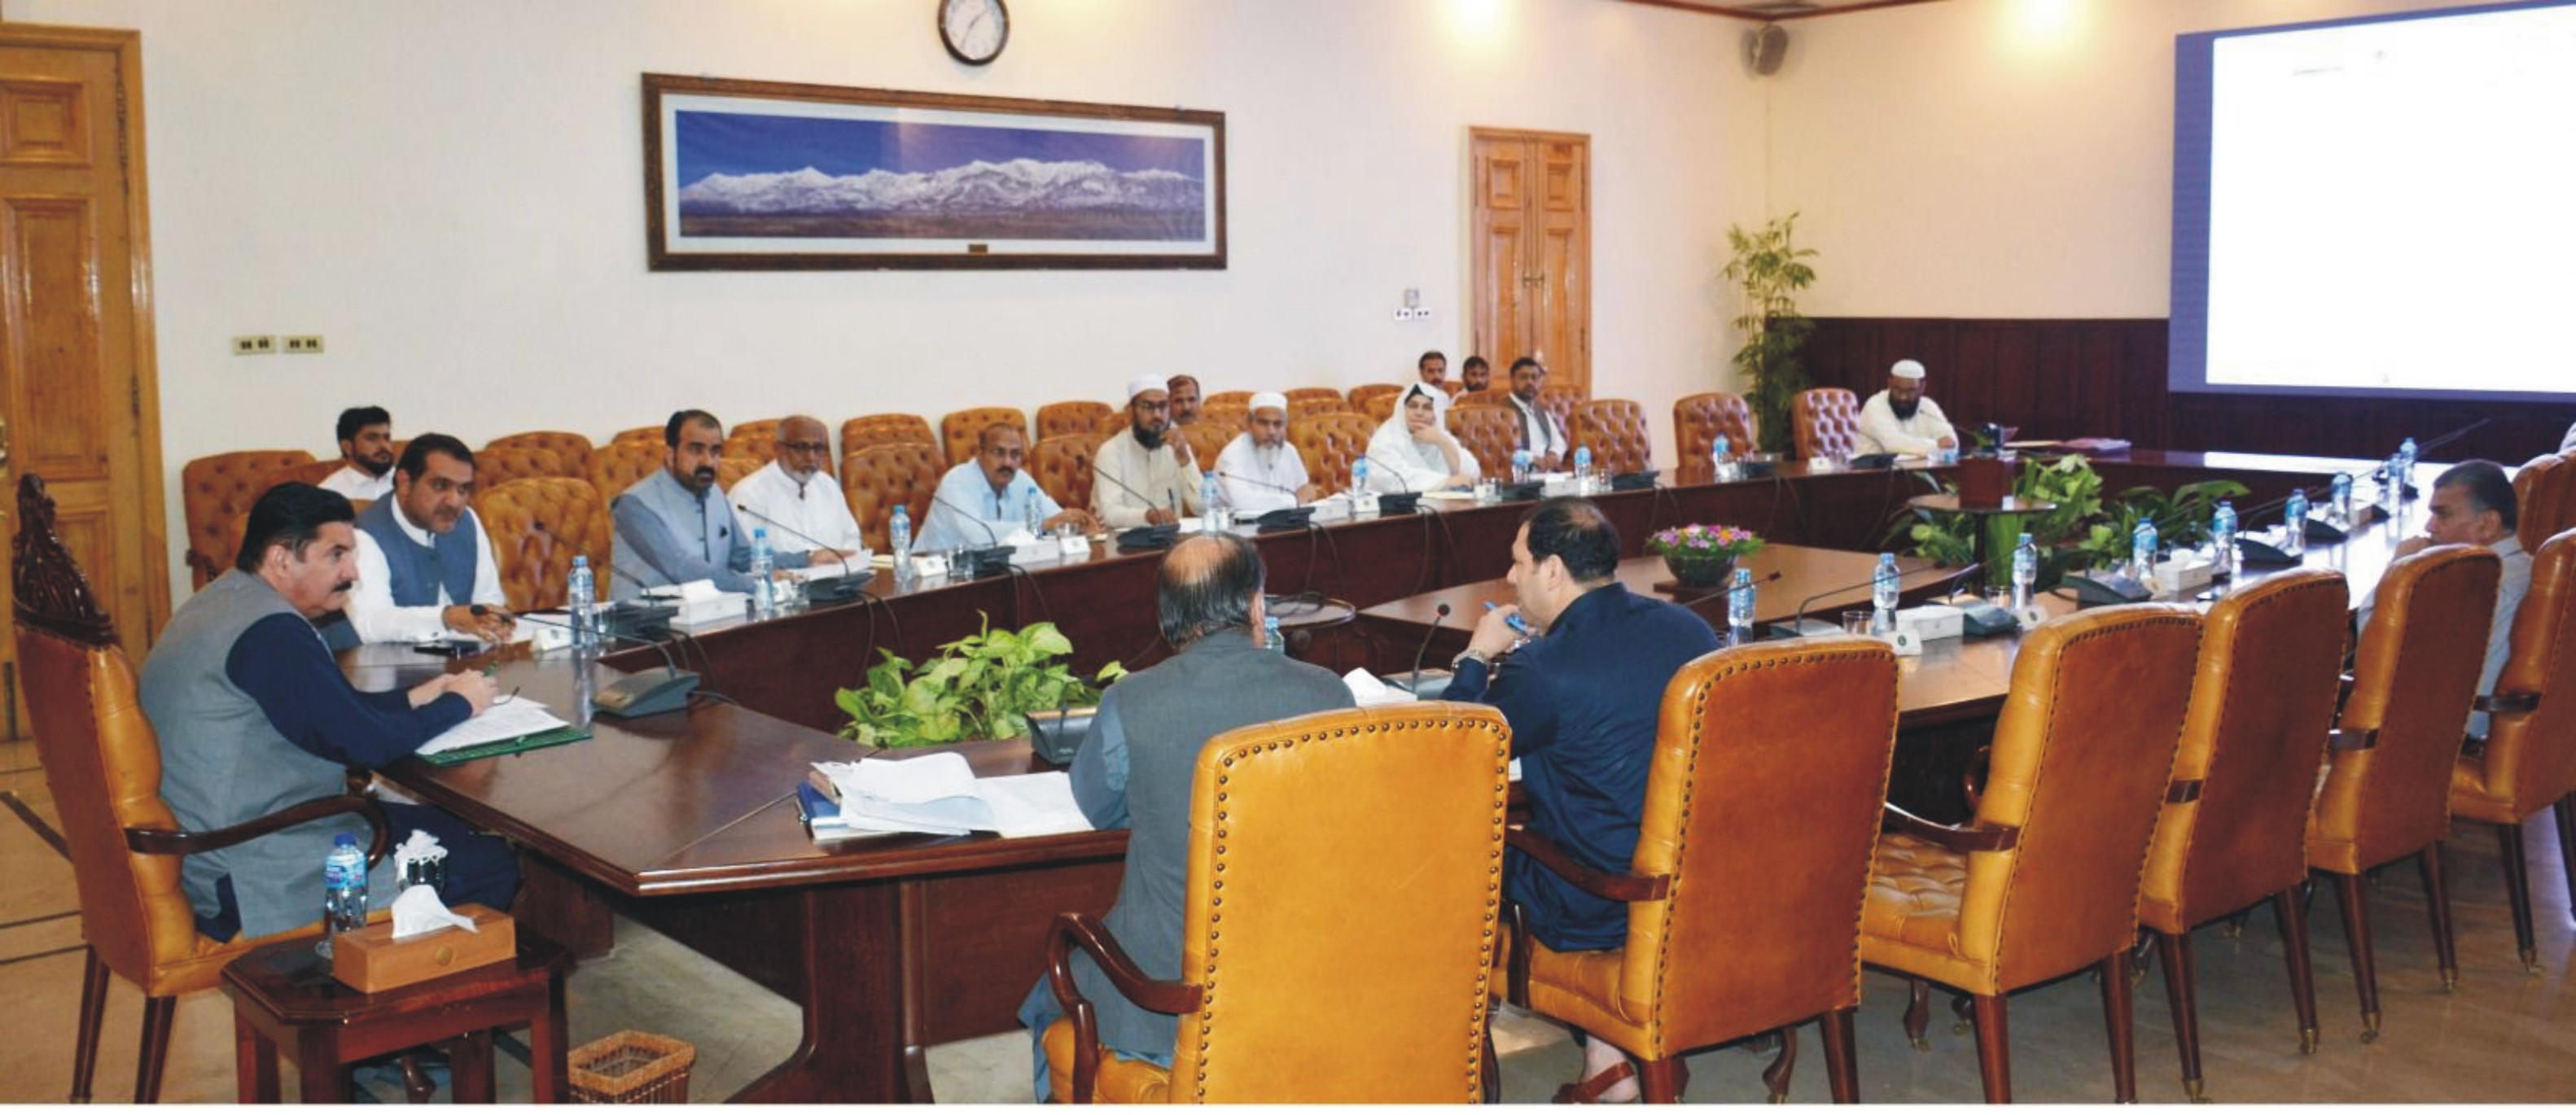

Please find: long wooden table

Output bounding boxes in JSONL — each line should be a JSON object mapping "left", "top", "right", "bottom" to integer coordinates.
{"left": 361, "top": 449, "right": 2420, "bottom": 1103}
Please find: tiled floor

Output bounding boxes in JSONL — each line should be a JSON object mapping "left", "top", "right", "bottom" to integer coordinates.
{"left": 5, "top": 737, "right": 2574, "bottom": 1104}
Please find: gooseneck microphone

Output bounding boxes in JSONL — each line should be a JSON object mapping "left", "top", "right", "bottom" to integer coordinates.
{"left": 1093, "top": 464, "right": 1182, "bottom": 523}
{"left": 505, "top": 610, "right": 703, "bottom": 717}
{"left": 734, "top": 502, "right": 873, "bottom": 604}
{"left": 1218, "top": 470, "right": 1299, "bottom": 493}
{"left": 927, "top": 492, "right": 1006, "bottom": 546}
{"left": 1408, "top": 602, "right": 1454, "bottom": 694}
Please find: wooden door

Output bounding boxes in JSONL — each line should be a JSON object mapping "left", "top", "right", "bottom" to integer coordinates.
{"left": 1470, "top": 129, "right": 1590, "bottom": 396}
{"left": 0, "top": 24, "right": 169, "bottom": 738}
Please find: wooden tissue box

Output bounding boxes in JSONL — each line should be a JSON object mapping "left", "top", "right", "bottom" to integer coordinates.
{"left": 331, "top": 903, "right": 515, "bottom": 993}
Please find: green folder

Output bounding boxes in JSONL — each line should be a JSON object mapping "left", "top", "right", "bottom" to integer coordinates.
{"left": 418, "top": 725, "right": 593, "bottom": 767}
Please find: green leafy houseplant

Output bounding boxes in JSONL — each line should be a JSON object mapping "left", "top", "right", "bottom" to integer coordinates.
{"left": 836, "top": 618, "right": 1125, "bottom": 750}
{"left": 2070, "top": 479, "right": 2250, "bottom": 575}
{"left": 1721, "top": 213, "right": 1820, "bottom": 457}
{"left": 1891, "top": 455, "right": 2107, "bottom": 591}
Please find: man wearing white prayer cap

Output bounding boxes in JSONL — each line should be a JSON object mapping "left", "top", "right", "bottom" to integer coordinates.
{"left": 1855, "top": 357, "right": 1959, "bottom": 457}
{"left": 1214, "top": 391, "right": 1321, "bottom": 514}
{"left": 1093, "top": 374, "right": 1207, "bottom": 527}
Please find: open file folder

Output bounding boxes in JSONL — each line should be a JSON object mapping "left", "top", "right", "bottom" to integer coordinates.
{"left": 803, "top": 751, "right": 1091, "bottom": 839}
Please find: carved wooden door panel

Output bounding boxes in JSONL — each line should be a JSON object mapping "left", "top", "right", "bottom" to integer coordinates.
{"left": 1470, "top": 129, "right": 1590, "bottom": 396}
{"left": 0, "top": 25, "right": 169, "bottom": 738}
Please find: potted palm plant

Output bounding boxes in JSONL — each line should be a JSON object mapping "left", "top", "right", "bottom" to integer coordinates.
{"left": 1721, "top": 214, "right": 1820, "bottom": 457}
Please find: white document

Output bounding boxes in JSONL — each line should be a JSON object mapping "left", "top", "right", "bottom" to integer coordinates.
{"left": 813, "top": 753, "right": 1097, "bottom": 838}
{"left": 415, "top": 697, "right": 570, "bottom": 757}
{"left": 1341, "top": 667, "right": 1413, "bottom": 708}
{"left": 975, "top": 773, "right": 1093, "bottom": 838}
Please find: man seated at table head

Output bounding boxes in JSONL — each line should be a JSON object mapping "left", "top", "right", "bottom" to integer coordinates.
{"left": 2360, "top": 459, "right": 2530, "bottom": 739}
{"left": 1855, "top": 359, "right": 1959, "bottom": 457}
{"left": 610, "top": 409, "right": 808, "bottom": 601}
{"left": 1165, "top": 374, "right": 1203, "bottom": 427}
{"left": 1460, "top": 354, "right": 1493, "bottom": 394}
{"left": 1015, "top": 533, "right": 1354, "bottom": 1098}
{"left": 731, "top": 414, "right": 865, "bottom": 566}
{"left": 1506, "top": 356, "right": 1571, "bottom": 470}
{"left": 343, "top": 433, "right": 514, "bottom": 645}
{"left": 1442, "top": 496, "right": 1720, "bottom": 1101}
{"left": 1094, "top": 375, "right": 1205, "bottom": 528}
{"left": 917, "top": 422, "right": 1099, "bottom": 552}
{"left": 138, "top": 482, "right": 515, "bottom": 942}
{"left": 1213, "top": 391, "right": 1321, "bottom": 514}
{"left": 320, "top": 405, "right": 396, "bottom": 502}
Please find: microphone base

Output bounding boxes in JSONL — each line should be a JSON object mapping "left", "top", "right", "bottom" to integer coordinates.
{"left": 2065, "top": 573, "right": 2153, "bottom": 606}
{"left": 803, "top": 575, "right": 867, "bottom": 604}
{"left": 593, "top": 667, "right": 699, "bottom": 718}
{"left": 602, "top": 601, "right": 675, "bottom": 641}
{"left": 1376, "top": 492, "right": 1423, "bottom": 515}
{"left": 1381, "top": 669, "right": 1455, "bottom": 699}
{"left": 1768, "top": 618, "right": 1845, "bottom": 640}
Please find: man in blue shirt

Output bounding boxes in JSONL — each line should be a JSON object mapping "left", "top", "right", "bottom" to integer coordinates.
{"left": 1444, "top": 496, "right": 1720, "bottom": 1103}
{"left": 611, "top": 409, "right": 809, "bottom": 599}
{"left": 913, "top": 423, "right": 1097, "bottom": 553}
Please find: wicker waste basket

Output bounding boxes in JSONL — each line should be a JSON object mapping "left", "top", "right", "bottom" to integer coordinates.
{"left": 567, "top": 1030, "right": 695, "bottom": 1104}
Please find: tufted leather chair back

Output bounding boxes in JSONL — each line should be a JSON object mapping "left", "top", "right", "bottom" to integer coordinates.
{"left": 1446, "top": 405, "right": 1521, "bottom": 479}
{"left": 1029, "top": 434, "right": 1105, "bottom": 518}
{"left": 586, "top": 439, "right": 668, "bottom": 505}
{"left": 483, "top": 431, "right": 594, "bottom": 477}
{"left": 716, "top": 456, "right": 763, "bottom": 492}
{"left": 1036, "top": 401, "right": 1114, "bottom": 440}
{"left": 1793, "top": 388, "right": 1862, "bottom": 461}
{"left": 1674, "top": 393, "right": 1759, "bottom": 483}
{"left": 1955, "top": 605, "right": 2201, "bottom": 987}
{"left": 471, "top": 444, "right": 578, "bottom": 489}
{"left": 842, "top": 442, "right": 945, "bottom": 552}
{"left": 1457, "top": 388, "right": 1513, "bottom": 410}
{"left": 1360, "top": 393, "right": 1399, "bottom": 425}
{"left": 1176, "top": 423, "right": 1235, "bottom": 476}
{"left": 1162, "top": 704, "right": 1508, "bottom": 1102}
{"left": 1291, "top": 413, "right": 1376, "bottom": 493}
{"left": 722, "top": 418, "right": 782, "bottom": 466}
{"left": 841, "top": 413, "right": 938, "bottom": 454}
{"left": 1204, "top": 390, "right": 1255, "bottom": 409}
{"left": 941, "top": 407, "right": 1026, "bottom": 467}
{"left": 2139, "top": 570, "right": 2350, "bottom": 931}
{"left": 1287, "top": 395, "right": 1351, "bottom": 422}
{"left": 2311, "top": 545, "right": 2500, "bottom": 874}
{"left": 609, "top": 426, "right": 662, "bottom": 445}
{"left": 2514, "top": 454, "right": 2572, "bottom": 553}
{"left": 1571, "top": 399, "right": 1654, "bottom": 474}
{"left": 1536, "top": 387, "right": 1583, "bottom": 426}
{"left": 181, "top": 450, "right": 314, "bottom": 587}
{"left": 1620, "top": 637, "right": 1900, "bottom": 1046}
{"left": 2463, "top": 528, "right": 2576, "bottom": 817}
{"left": 265, "top": 457, "right": 347, "bottom": 489}
{"left": 1347, "top": 383, "right": 1404, "bottom": 413}
{"left": 1196, "top": 401, "right": 1247, "bottom": 432}
{"left": 1284, "top": 387, "right": 1343, "bottom": 408}
{"left": 473, "top": 478, "right": 611, "bottom": 612}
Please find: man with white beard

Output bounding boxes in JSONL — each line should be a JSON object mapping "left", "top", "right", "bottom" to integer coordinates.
{"left": 1212, "top": 392, "right": 1321, "bottom": 514}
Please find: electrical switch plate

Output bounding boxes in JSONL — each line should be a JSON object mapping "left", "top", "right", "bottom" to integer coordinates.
{"left": 283, "top": 334, "right": 325, "bottom": 354}
{"left": 232, "top": 334, "right": 275, "bottom": 356}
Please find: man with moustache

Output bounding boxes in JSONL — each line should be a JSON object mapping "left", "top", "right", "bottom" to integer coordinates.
{"left": 1094, "top": 375, "right": 1205, "bottom": 528}
{"left": 915, "top": 422, "right": 1100, "bottom": 552}
{"left": 1460, "top": 355, "right": 1493, "bottom": 394}
{"left": 1213, "top": 392, "right": 1321, "bottom": 514}
{"left": 611, "top": 409, "right": 811, "bottom": 600}
{"left": 1417, "top": 350, "right": 1457, "bottom": 398}
{"left": 343, "top": 433, "right": 515, "bottom": 645}
{"left": 1505, "top": 356, "right": 1571, "bottom": 470}
{"left": 139, "top": 483, "right": 513, "bottom": 941}
{"left": 1855, "top": 358, "right": 1959, "bottom": 457}
{"left": 731, "top": 414, "right": 867, "bottom": 563}
{"left": 318, "top": 405, "right": 396, "bottom": 502}
{"left": 1165, "top": 374, "right": 1205, "bottom": 428}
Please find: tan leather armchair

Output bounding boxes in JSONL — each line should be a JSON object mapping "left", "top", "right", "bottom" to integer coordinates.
{"left": 1041, "top": 704, "right": 1510, "bottom": 1103}
{"left": 1285, "top": 386, "right": 1343, "bottom": 408}
{"left": 942, "top": 406, "right": 1026, "bottom": 466}
{"left": 1861, "top": 604, "right": 2202, "bottom": 1103}
{"left": 483, "top": 431, "right": 594, "bottom": 477}
{"left": 841, "top": 442, "right": 944, "bottom": 552}
{"left": 1203, "top": 390, "right": 1255, "bottom": 409}
{"left": 1571, "top": 399, "right": 1654, "bottom": 475}
{"left": 1290, "top": 413, "right": 1376, "bottom": 493}
{"left": 1675, "top": 392, "right": 1759, "bottom": 483}
{"left": 265, "top": 457, "right": 348, "bottom": 489}
{"left": 180, "top": 449, "right": 314, "bottom": 588}
{"left": 1195, "top": 400, "right": 1247, "bottom": 431}
{"left": 1446, "top": 405, "right": 1522, "bottom": 479}
{"left": 1360, "top": 393, "right": 1398, "bottom": 424}
{"left": 2136, "top": 569, "right": 2350, "bottom": 1099}
{"left": 1537, "top": 387, "right": 1584, "bottom": 427}
{"left": 473, "top": 477, "right": 611, "bottom": 613}
{"left": 1347, "top": 383, "right": 1403, "bottom": 413}
{"left": 716, "top": 456, "right": 763, "bottom": 492}
{"left": 1173, "top": 423, "right": 1232, "bottom": 476}
{"left": 1030, "top": 434, "right": 1106, "bottom": 522}
{"left": 2309, "top": 544, "right": 2499, "bottom": 1040}
{"left": 2449, "top": 527, "right": 2576, "bottom": 973}
{"left": 1793, "top": 389, "right": 1862, "bottom": 461}
{"left": 721, "top": 418, "right": 782, "bottom": 466}
{"left": 472, "top": 444, "right": 576, "bottom": 489}
{"left": 1504, "top": 637, "right": 1901, "bottom": 1103}
{"left": 2512, "top": 454, "right": 2571, "bottom": 551}
{"left": 841, "top": 413, "right": 939, "bottom": 453}
{"left": 1457, "top": 388, "right": 1513, "bottom": 410}
{"left": 608, "top": 426, "right": 662, "bottom": 445}
{"left": 586, "top": 439, "right": 668, "bottom": 504}
{"left": 1037, "top": 401, "right": 1115, "bottom": 440}
{"left": 1287, "top": 395, "right": 1351, "bottom": 421}
{"left": 12, "top": 475, "right": 388, "bottom": 1103}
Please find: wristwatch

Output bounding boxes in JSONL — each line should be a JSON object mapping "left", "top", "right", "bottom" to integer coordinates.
{"left": 1451, "top": 649, "right": 1494, "bottom": 671}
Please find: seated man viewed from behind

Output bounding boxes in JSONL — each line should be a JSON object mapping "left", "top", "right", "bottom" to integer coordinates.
{"left": 1014, "top": 534, "right": 1355, "bottom": 1099}
{"left": 611, "top": 409, "right": 808, "bottom": 601}
{"left": 1443, "top": 496, "right": 1721, "bottom": 1103}
{"left": 1212, "top": 391, "right": 1321, "bottom": 514}
{"left": 138, "top": 483, "right": 515, "bottom": 942}
{"left": 731, "top": 414, "right": 866, "bottom": 565}
{"left": 344, "top": 433, "right": 514, "bottom": 645}
{"left": 319, "top": 405, "right": 396, "bottom": 503}
{"left": 2359, "top": 459, "right": 2532, "bottom": 739}
{"left": 915, "top": 422, "right": 1098, "bottom": 552}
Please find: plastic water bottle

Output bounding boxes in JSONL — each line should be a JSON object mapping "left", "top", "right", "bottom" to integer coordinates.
{"left": 748, "top": 527, "right": 776, "bottom": 619}
{"left": 2212, "top": 501, "right": 2239, "bottom": 578}
{"left": 1872, "top": 552, "right": 1900, "bottom": 634}
{"left": 2012, "top": 531, "right": 2038, "bottom": 613}
{"left": 2331, "top": 474, "right": 2353, "bottom": 526}
{"left": 1352, "top": 457, "right": 1371, "bottom": 495}
{"left": 1573, "top": 446, "right": 1594, "bottom": 494}
{"left": 1200, "top": 471, "right": 1223, "bottom": 535}
{"left": 1726, "top": 566, "right": 1756, "bottom": 647}
{"left": 2132, "top": 521, "right": 2159, "bottom": 584}
{"left": 1264, "top": 615, "right": 1286, "bottom": 654}
{"left": 1711, "top": 435, "right": 1732, "bottom": 483}
{"left": 2283, "top": 489, "right": 2310, "bottom": 556}
{"left": 566, "top": 556, "right": 598, "bottom": 651}
{"left": 1024, "top": 495, "right": 1043, "bottom": 538}
{"left": 319, "top": 833, "right": 366, "bottom": 959}
{"left": 1510, "top": 448, "right": 1531, "bottom": 485}
{"left": 2396, "top": 437, "right": 2418, "bottom": 501}
{"left": 2382, "top": 455, "right": 2404, "bottom": 517}
{"left": 889, "top": 505, "right": 913, "bottom": 556}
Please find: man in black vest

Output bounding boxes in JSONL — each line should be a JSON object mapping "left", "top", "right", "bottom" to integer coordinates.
{"left": 345, "top": 434, "right": 515, "bottom": 645}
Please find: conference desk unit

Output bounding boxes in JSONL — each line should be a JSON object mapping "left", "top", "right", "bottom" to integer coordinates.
{"left": 357, "top": 449, "right": 2416, "bottom": 1103}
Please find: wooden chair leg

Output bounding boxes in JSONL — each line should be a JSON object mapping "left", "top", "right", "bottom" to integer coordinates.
{"left": 1481, "top": 1021, "right": 1500, "bottom": 1104}
{"left": 2330, "top": 872, "right": 2381, "bottom": 1042}
{"left": 134, "top": 995, "right": 177, "bottom": 1104}
{"left": 2274, "top": 885, "right": 2320, "bottom": 1054}
{"left": 71, "top": 947, "right": 110, "bottom": 1103}
{"left": 1639, "top": 1056, "right": 1688, "bottom": 1104}
{"left": 2420, "top": 842, "right": 2460, "bottom": 990}
{"left": 1903, "top": 977, "right": 1932, "bottom": 1052}
{"left": 2555, "top": 795, "right": 2576, "bottom": 921}
{"left": 1969, "top": 994, "right": 2012, "bottom": 1104}
{"left": 2157, "top": 929, "right": 2204, "bottom": 1101}
{"left": 1761, "top": 1026, "right": 1798, "bottom": 1103}
{"left": 2495, "top": 821, "right": 2540, "bottom": 974}
{"left": 2101, "top": 951, "right": 2138, "bottom": 1104}
{"left": 1820, "top": 1008, "right": 1860, "bottom": 1104}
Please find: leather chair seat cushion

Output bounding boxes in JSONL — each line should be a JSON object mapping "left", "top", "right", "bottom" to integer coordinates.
{"left": 1508, "top": 929, "right": 1650, "bottom": 1052}
{"left": 1859, "top": 833, "right": 1994, "bottom": 994}
{"left": 1042, "top": 1015, "right": 1174, "bottom": 1102}
{"left": 2448, "top": 754, "right": 2518, "bottom": 825}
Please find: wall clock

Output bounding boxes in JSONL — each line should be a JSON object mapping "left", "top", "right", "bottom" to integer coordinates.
{"left": 940, "top": 0, "right": 1009, "bottom": 66}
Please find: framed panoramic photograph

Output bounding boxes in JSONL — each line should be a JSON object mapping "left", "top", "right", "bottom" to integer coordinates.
{"left": 643, "top": 74, "right": 1226, "bottom": 270}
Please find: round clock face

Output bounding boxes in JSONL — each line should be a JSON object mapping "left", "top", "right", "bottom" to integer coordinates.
{"left": 940, "top": 0, "right": 1009, "bottom": 65}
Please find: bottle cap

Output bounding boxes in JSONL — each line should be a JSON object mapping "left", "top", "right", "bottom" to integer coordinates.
{"left": 334, "top": 833, "right": 357, "bottom": 847}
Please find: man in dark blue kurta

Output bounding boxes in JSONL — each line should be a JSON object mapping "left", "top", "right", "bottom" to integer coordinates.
{"left": 1444, "top": 496, "right": 1719, "bottom": 1101}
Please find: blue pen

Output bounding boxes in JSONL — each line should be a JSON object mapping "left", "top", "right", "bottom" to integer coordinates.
{"left": 1483, "top": 600, "right": 1534, "bottom": 636}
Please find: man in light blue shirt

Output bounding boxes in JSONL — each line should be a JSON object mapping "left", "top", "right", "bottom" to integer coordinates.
{"left": 611, "top": 409, "right": 809, "bottom": 599}
{"left": 914, "top": 423, "right": 1098, "bottom": 553}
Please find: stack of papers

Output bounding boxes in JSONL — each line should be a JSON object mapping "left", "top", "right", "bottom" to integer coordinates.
{"left": 416, "top": 698, "right": 572, "bottom": 757}
{"left": 808, "top": 751, "right": 1092, "bottom": 839}
{"left": 1342, "top": 667, "right": 1415, "bottom": 708}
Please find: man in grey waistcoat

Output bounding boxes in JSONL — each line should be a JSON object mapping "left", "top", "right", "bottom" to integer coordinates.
{"left": 139, "top": 483, "right": 516, "bottom": 941}
{"left": 343, "top": 434, "right": 515, "bottom": 645}
{"left": 611, "top": 409, "right": 808, "bottom": 601}
{"left": 1016, "top": 533, "right": 1355, "bottom": 1099}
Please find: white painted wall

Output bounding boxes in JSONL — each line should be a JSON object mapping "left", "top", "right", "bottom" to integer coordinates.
{"left": 9, "top": 0, "right": 1766, "bottom": 600}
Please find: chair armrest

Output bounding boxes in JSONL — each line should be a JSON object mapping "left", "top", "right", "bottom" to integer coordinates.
{"left": 183, "top": 549, "right": 221, "bottom": 588}
{"left": 2328, "top": 728, "right": 2378, "bottom": 752}
{"left": 1045, "top": 912, "right": 1202, "bottom": 1104}
{"left": 1881, "top": 803, "right": 2021, "bottom": 852}
{"left": 1504, "top": 827, "right": 1670, "bottom": 902}
{"left": 126, "top": 794, "right": 390, "bottom": 868}
{"left": 2475, "top": 692, "right": 2540, "bottom": 716}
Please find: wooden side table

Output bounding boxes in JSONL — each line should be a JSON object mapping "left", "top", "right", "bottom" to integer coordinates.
{"left": 221, "top": 931, "right": 571, "bottom": 1103}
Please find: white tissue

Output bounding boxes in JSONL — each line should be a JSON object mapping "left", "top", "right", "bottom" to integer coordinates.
{"left": 391, "top": 829, "right": 446, "bottom": 875}
{"left": 390, "top": 884, "right": 480, "bottom": 940}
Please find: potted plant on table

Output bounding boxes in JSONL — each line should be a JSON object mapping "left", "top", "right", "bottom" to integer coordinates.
{"left": 835, "top": 617, "right": 1125, "bottom": 749}
{"left": 1648, "top": 523, "right": 1765, "bottom": 588}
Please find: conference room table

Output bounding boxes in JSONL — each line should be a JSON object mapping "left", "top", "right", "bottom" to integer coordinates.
{"left": 356, "top": 448, "right": 2425, "bottom": 1103}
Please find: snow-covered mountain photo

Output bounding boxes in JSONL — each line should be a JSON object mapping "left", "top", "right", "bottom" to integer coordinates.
{"left": 677, "top": 159, "right": 1204, "bottom": 218}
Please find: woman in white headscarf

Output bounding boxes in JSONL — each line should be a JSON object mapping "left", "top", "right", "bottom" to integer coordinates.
{"left": 1365, "top": 383, "right": 1479, "bottom": 493}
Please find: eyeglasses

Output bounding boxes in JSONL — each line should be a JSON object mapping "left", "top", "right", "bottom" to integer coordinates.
{"left": 778, "top": 441, "right": 830, "bottom": 455}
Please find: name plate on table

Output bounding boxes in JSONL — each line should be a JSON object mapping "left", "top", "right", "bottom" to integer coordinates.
{"left": 909, "top": 554, "right": 949, "bottom": 580}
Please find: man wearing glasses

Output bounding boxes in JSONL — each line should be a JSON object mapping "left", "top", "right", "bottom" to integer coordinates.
{"left": 1094, "top": 374, "right": 1206, "bottom": 527}
{"left": 731, "top": 414, "right": 867, "bottom": 563}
